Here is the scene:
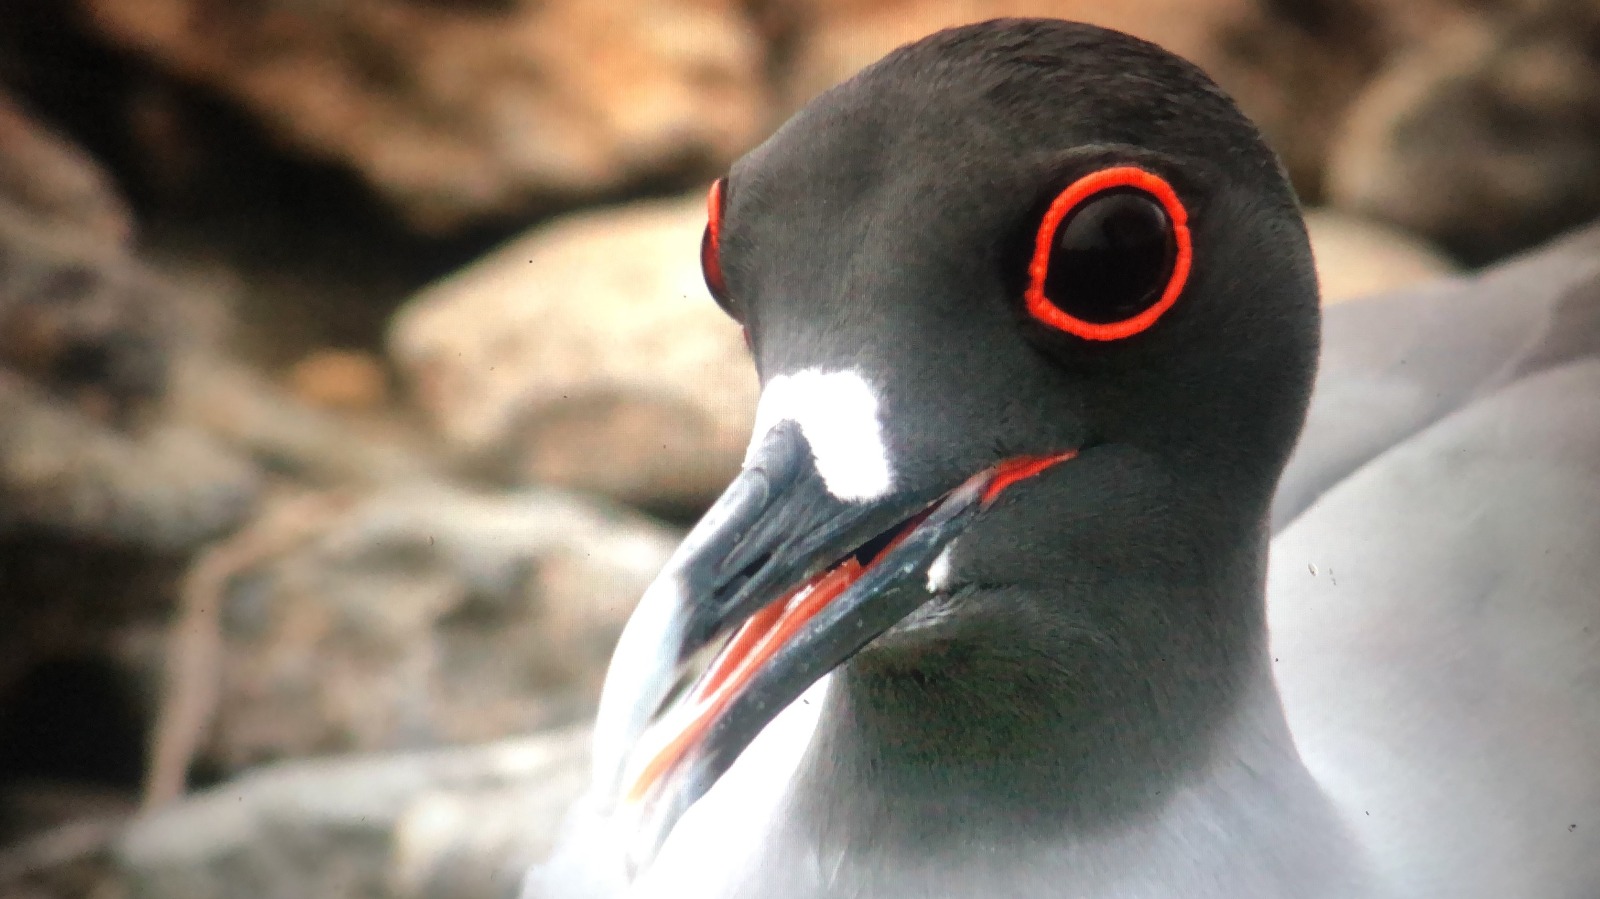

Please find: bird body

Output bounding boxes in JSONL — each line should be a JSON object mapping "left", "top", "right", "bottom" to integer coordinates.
{"left": 527, "top": 19, "right": 1600, "bottom": 899}
{"left": 1271, "top": 227, "right": 1600, "bottom": 898}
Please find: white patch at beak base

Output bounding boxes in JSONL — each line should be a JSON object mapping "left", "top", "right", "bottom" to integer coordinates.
{"left": 925, "top": 544, "right": 955, "bottom": 592}
{"left": 745, "top": 368, "right": 894, "bottom": 502}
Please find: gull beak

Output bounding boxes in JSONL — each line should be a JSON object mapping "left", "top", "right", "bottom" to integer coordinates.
{"left": 589, "top": 418, "right": 1074, "bottom": 873}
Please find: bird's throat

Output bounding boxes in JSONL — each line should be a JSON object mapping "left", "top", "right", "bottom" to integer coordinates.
{"left": 788, "top": 571, "right": 1303, "bottom": 845}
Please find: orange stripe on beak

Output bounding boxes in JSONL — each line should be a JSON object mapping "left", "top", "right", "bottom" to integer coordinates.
{"left": 626, "top": 557, "right": 863, "bottom": 802}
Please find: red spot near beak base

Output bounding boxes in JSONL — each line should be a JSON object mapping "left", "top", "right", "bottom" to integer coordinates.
{"left": 981, "top": 450, "right": 1079, "bottom": 506}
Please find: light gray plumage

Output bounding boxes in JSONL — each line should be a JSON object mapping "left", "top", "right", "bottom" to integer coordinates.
{"left": 1270, "top": 223, "right": 1600, "bottom": 898}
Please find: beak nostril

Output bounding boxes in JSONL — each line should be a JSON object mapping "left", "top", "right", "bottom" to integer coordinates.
{"left": 852, "top": 528, "right": 900, "bottom": 567}
{"left": 733, "top": 552, "right": 771, "bottom": 585}
{"left": 850, "top": 509, "right": 932, "bottom": 567}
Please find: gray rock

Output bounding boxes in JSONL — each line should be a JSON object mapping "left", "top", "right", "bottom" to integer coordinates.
{"left": 167, "top": 353, "right": 436, "bottom": 491}
{"left": 1327, "top": 0, "right": 1600, "bottom": 262}
{"left": 390, "top": 757, "right": 592, "bottom": 899}
{"left": 389, "top": 194, "right": 756, "bottom": 514}
{"left": 0, "top": 370, "right": 260, "bottom": 550}
{"left": 203, "top": 485, "right": 676, "bottom": 771}
{"left": 0, "top": 204, "right": 176, "bottom": 427}
{"left": 0, "top": 171, "right": 265, "bottom": 549}
{"left": 117, "top": 726, "right": 591, "bottom": 899}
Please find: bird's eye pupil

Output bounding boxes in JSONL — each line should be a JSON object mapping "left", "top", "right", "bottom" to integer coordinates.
{"left": 1045, "top": 191, "right": 1174, "bottom": 325}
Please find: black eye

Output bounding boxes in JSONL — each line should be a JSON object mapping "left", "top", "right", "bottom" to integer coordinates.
{"left": 1025, "top": 167, "right": 1191, "bottom": 341}
{"left": 1047, "top": 191, "right": 1173, "bottom": 323}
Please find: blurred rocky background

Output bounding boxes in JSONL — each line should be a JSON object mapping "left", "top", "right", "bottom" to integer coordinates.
{"left": 0, "top": 0, "right": 1592, "bottom": 897}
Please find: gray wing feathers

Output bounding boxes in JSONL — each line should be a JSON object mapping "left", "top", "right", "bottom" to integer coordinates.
{"left": 1270, "top": 358, "right": 1600, "bottom": 898}
{"left": 1274, "top": 223, "right": 1600, "bottom": 529}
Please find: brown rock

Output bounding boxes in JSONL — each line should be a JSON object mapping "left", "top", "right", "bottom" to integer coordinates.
{"left": 389, "top": 193, "right": 755, "bottom": 513}
{"left": 81, "top": 0, "right": 769, "bottom": 231}
{"left": 0, "top": 204, "right": 172, "bottom": 424}
{"left": 287, "top": 348, "right": 390, "bottom": 413}
{"left": 0, "top": 188, "right": 375, "bottom": 550}
{"left": 1327, "top": 0, "right": 1600, "bottom": 262}
{"left": 0, "top": 92, "right": 133, "bottom": 247}
{"left": 0, "top": 208, "right": 262, "bottom": 549}
{"left": 769, "top": 0, "right": 1385, "bottom": 198}
{"left": 201, "top": 485, "right": 675, "bottom": 770}
{"left": 0, "top": 200, "right": 443, "bottom": 494}
{"left": 1304, "top": 209, "right": 1458, "bottom": 304}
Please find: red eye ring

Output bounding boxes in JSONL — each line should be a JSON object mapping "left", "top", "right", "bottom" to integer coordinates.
{"left": 702, "top": 178, "right": 729, "bottom": 302}
{"left": 1025, "top": 166, "right": 1192, "bottom": 341}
